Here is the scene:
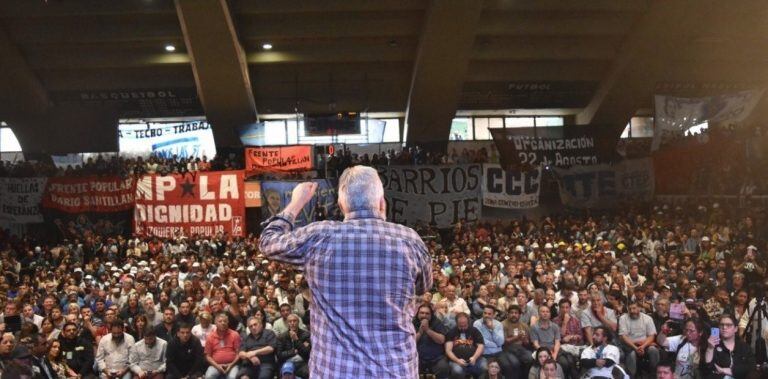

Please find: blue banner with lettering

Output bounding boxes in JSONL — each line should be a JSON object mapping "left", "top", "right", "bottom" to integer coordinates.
{"left": 260, "top": 179, "right": 338, "bottom": 227}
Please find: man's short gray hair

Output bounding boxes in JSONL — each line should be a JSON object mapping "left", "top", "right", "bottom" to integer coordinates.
{"left": 338, "top": 166, "right": 384, "bottom": 212}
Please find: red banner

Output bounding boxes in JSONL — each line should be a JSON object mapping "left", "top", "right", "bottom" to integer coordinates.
{"left": 245, "top": 145, "right": 313, "bottom": 175}
{"left": 42, "top": 176, "right": 136, "bottom": 213}
{"left": 134, "top": 171, "right": 246, "bottom": 238}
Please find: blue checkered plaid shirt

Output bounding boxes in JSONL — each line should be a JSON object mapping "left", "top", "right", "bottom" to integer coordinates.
{"left": 259, "top": 209, "right": 432, "bottom": 378}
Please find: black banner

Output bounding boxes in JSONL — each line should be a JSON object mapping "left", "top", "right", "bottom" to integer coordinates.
{"left": 490, "top": 126, "right": 619, "bottom": 171}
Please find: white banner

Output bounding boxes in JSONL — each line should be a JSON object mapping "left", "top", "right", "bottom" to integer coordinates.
{"left": 554, "top": 158, "right": 654, "bottom": 208}
{"left": 376, "top": 165, "right": 482, "bottom": 227}
{"left": 653, "top": 90, "right": 764, "bottom": 149}
{"left": 482, "top": 164, "right": 541, "bottom": 209}
{"left": 0, "top": 177, "right": 47, "bottom": 223}
{"left": 118, "top": 121, "right": 216, "bottom": 159}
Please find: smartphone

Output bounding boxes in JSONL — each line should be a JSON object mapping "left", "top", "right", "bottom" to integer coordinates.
{"left": 711, "top": 327, "right": 720, "bottom": 338}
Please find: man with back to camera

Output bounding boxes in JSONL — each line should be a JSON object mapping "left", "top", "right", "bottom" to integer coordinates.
{"left": 259, "top": 166, "right": 432, "bottom": 378}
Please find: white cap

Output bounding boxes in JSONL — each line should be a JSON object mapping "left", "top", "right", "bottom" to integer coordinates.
{"left": 192, "top": 262, "right": 200, "bottom": 267}
{"left": 701, "top": 236, "right": 710, "bottom": 242}
{"left": 544, "top": 243, "right": 553, "bottom": 249}
{"left": 73, "top": 268, "right": 83, "bottom": 273}
{"left": 170, "top": 264, "right": 179, "bottom": 269}
{"left": 481, "top": 246, "right": 491, "bottom": 253}
{"left": 123, "top": 264, "right": 131, "bottom": 270}
{"left": 515, "top": 245, "right": 525, "bottom": 253}
{"left": 247, "top": 266, "right": 256, "bottom": 271}
{"left": 531, "top": 242, "right": 540, "bottom": 248}
{"left": 180, "top": 259, "right": 188, "bottom": 263}
{"left": 748, "top": 245, "right": 758, "bottom": 251}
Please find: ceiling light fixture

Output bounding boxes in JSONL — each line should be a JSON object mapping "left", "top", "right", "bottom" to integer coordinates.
{"left": 262, "top": 43, "right": 273, "bottom": 50}
{"left": 164, "top": 44, "right": 176, "bottom": 52}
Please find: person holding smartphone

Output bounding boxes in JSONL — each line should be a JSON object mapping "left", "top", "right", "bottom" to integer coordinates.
{"left": 704, "top": 314, "right": 755, "bottom": 378}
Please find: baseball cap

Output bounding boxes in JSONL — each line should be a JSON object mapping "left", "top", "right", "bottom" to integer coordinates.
{"left": 281, "top": 361, "right": 296, "bottom": 376}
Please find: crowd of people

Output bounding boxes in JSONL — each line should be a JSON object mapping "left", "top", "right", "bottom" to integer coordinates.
{"left": 0, "top": 154, "right": 243, "bottom": 179}
{"left": 0, "top": 194, "right": 763, "bottom": 378}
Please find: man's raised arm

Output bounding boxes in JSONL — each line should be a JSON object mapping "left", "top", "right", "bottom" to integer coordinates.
{"left": 259, "top": 182, "right": 319, "bottom": 266}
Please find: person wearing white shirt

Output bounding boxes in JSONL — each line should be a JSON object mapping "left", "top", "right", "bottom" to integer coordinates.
{"left": 580, "top": 326, "right": 629, "bottom": 379}
{"left": 191, "top": 311, "right": 216, "bottom": 348}
{"left": 129, "top": 328, "right": 167, "bottom": 378}
{"left": 439, "top": 285, "right": 470, "bottom": 316}
{"left": 96, "top": 319, "right": 136, "bottom": 379}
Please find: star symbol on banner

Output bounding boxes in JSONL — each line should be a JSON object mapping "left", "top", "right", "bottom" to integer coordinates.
{"left": 180, "top": 180, "right": 195, "bottom": 197}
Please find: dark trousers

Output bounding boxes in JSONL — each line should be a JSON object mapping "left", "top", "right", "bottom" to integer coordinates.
{"left": 419, "top": 356, "right": 450, "bottom": 379}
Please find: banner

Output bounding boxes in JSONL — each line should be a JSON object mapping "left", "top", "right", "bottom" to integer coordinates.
{"left": 245, "top": 145, "right": 313, "bottom": 175}
{"left": 244, "top": 182, "right": 261, "bottom": 208}
{"left": 0, "top": 178, "right": 47, "bottom": 223}
{"left": 376, "top": 165, "right": 481, "bottom": 227}
{"left": 51, "top": 154, "right": 83, "bottom": 169}
{"left": 490, "top": 126, "right": 618, "bottom": 171}
{"left": 554, "top": 158, "right": 654, "bottom": 208}
{"left": 260, "top": 180, "right": 338, "bottom": 227}
{"left": 482, "top": 164, "right": 541, "bottom": 209}
{"left": 134, "top": 171, "right": 246, "bottom": 238}
{"left": 118, "top": 121, "right": 216, "bottom": 159}
{"left": 42, "top": 176, "right": 136, "bottom": 213}
{"left": 653, "top": 90, "right": 764, "bottom": 150}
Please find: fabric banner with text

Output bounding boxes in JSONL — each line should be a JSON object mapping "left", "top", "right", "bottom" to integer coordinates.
{"left": 490, "top": 126, "right": 618, "bottom": 171}
{"left": 376, "top": 165, "right": 482, "bottom": 227}
{"left": 260, "top": 180, "right": 338, "bottom": 227}
{"left": 245, "top": 145, "right": 313, "bottom": 175}
{"left": 482, "top": 164, "right": 541, "bottom": 209}
{"left": 134, "top": 171, "right": 246, "bottom": 238}
{"left": 0, "top": 178, "right": 47, "bottom": 223}
{"left": 42, "top": 176, "right": 136, "bottom": 213}
{"left": 653, "top": 90, "right": 764, "bottom": 150}
{"left": 554, "top": 158, "right": 655, "bottom": 208}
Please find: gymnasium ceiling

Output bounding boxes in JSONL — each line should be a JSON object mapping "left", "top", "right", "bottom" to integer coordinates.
{"left": 1, "top": 0, "right": 767, "bottom": 152}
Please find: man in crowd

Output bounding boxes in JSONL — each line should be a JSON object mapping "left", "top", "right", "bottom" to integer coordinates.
{"left": 96, "top": 318, "right": 135, "bottom": 379}
{"left": 618, "top": 300, "right": 660, "bottom": 377}
{"left": 581, "top": 293, "right": 618, "bottom": 346}
{"left": 60, "top": 321, "right": 95, "bottom": 378}
{"left": 473, "top": 305, "right": 514, "bottom": 379}
{"left": 238, "top": 316, "right": 277, "bottom": 379}
{"left": 580, "top": 326, "right": 629, "bottom": 379}
{"left": 502, "top": 304, "right": 534, "bottom": 376}
{"left": 445, "top": 312, "right": 486, "bottom": 378}
{"left": 129, "top": 327, "right": 167, "bottom": 378}
{"left": 277, "top": 314, "right": 311, "bottom": 379}
{"left": 205, "top": 313, "right": 241, "bottom": 379}
{"left": 414, "top": 304, "right": 449, "bottom": 379}
{"left": 155, "top": 307, "right": 178, "bottom": 342}
{"left": 166, "top": 323, "right": 206, "bottom": 379}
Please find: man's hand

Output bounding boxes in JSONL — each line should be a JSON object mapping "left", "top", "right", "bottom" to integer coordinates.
{"left": 468, "top": 356, "right": 477, "bottom": 365}
{"left": 420, "top": 319, "right": 429, "bottom": 332}
{"left": 249, "top": 356, "right": 261, "bottom": 366}
{"left": 596, "top": 358, "right": 606, "bottom": 367}
{"left": 285, "top": 182, "right": 318, "bottom": 215}
{"left": 290, "top": 330, "right": 299, "bottom": 341}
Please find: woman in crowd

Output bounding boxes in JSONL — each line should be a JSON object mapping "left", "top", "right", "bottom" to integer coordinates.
{"left": 528, "top": 347, "right": 564, "bottom": 379}
{"left": 128, "top": 314, "right": 149, "bottom": 341}
{"left": 657, "top": 318, "right": 708, "bottom": 379}
{"left": 40, "top": 317, "right": 60, "bottom": 342}
{"left": 46, "top": 339, "right": 79, "bottom": 378}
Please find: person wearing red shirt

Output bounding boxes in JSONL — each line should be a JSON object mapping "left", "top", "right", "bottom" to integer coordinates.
{"left": 205, "top": 313, "right": 241, "bottom": 379}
